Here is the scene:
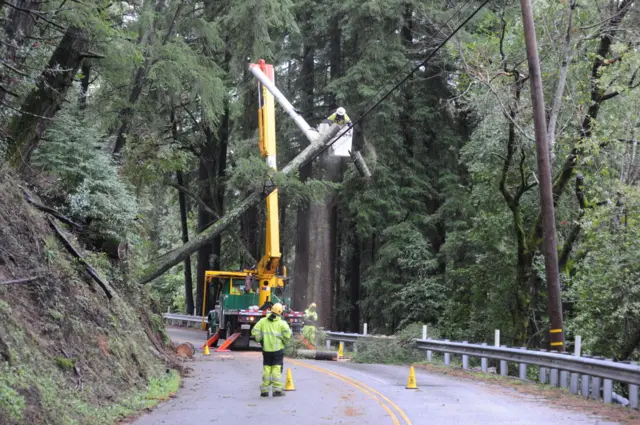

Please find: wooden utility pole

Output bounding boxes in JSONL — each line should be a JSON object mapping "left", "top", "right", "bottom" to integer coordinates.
{"left": 519, "top": 0, "right": 565, "bottom": 349}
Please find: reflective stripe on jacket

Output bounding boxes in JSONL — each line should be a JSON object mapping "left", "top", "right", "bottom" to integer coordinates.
{"left": 251, "top": 315, "right": 292, "bottom": 352}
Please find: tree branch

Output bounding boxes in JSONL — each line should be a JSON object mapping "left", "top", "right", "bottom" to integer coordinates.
{"left": 22, "top": 188, "right": 83, "bottom": 230}
{"left": 4, "top": 2, "right": 66, "bottom": 32}
{"left": 139, "top": 126, "right": 341, "bottom": 284}
{"left": 47, "top": 217, "right": 115, "bottom": 299}
{"left": 547, "top": 0, "right": 576, "bottom": 156}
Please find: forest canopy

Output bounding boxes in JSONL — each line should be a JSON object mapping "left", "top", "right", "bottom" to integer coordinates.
{"left": 2, "top": 0, "right": 640, "bottom": 360}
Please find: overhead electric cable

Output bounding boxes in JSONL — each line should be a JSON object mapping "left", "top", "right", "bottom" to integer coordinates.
{"left": 300, "top": 0, "right": 492, "bottom": 169}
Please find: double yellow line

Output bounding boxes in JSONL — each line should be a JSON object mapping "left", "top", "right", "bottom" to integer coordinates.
{"left": 290, "top": 360, "right": 412, "bottom": 425}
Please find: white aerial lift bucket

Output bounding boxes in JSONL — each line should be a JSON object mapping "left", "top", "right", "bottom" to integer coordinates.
{"left": 317, "top": 122, "right": 353, "bottom": 157}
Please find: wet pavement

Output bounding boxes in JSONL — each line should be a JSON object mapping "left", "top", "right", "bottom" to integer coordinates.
{"left": 131, "top": 327, "right": 619, "bottom": 425}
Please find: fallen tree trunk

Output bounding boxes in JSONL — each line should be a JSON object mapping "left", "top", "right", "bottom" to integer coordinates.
{"left": 0, "top": 276, "right": 39, "bottom": 285}
{"left": 139, "top": 125, "right": 341, "bottom": 285}
{"left": 22, "top": 189, "right": 83, "bottom": 230}
{"left": 294, "top": 349, "right": 338, "bottom": 361}
{"left": 349, "top": 150, "right": 371, "bottom": 178}
{"left": 47, "top": 217, "right": 115, "bottom": 299}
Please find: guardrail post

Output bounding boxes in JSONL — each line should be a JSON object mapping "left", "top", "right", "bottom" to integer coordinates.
{"left": 603, "top": 378, "right": 613, "bottom": 404}
{"left": 591, "top": 376, "right": 601, "bottom": 400}
{"left": 581, "top": 374, "right": 590, "bottom": 397}
{"left": 570, "top": 336, "right": 581, "bottom": 394}
{"left": 444, "top": 340, "right": 451, "bottom": 365}
{"left": 427, "top": 349, "right": 432, "bottom": 362}
{"left": 550, "top": 368, "right": 558, "bottom": 387}
{"left": 326, "top": 339, "right": 331, "bottom": 349}
{"left": 462, "top": 341, "right": 469, "bottom": 370}
{"left": 363, "top": 323, "right": 368, "bottom": 336}
{"left": 519, "top": 347, "right": 527, "bottom": 380}
{"left": 539, "top": 360, "right": 547, "bottom": 384}
{"left": 560, "top": 370, "right": 568, "bottom": 388}
{"left": 481, "top": 343, "right": 488, "bottom": 373}
{"left": 629, "top": 384, "right": 638, "bottom": 409}
{"left": 499, "top": 345, "right": 508, "bottom": 376}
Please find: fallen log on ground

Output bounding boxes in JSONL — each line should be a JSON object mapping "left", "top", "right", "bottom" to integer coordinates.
{"left": 47, "top": 217, "right": 115, "bottom": 299}
{"left": 138, "top": 125, "right": 341, "bottom": 285}
{"left": 22, "top": 188, "right": 83, "bottom": 230}
{"left": 294, "top": 349, "right": 338, "bottom": 361}
{"left": 0, "top": 276, "right": 39, "bottom": 285}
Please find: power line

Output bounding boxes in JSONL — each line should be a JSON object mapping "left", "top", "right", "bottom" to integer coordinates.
{"left": 300, "top": 0, "right": 492, "bottom": 169}
{"left": 352, "top": 0, "right": 476, "bottom": 114}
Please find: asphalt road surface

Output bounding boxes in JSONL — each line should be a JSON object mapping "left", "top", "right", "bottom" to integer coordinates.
{"left": 132, "top": 327, "right": 619, "bottom": 425}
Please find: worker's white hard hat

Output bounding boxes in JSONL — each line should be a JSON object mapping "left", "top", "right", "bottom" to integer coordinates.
{"left": 336, "top": 107, "right": 346, "bottom": 115}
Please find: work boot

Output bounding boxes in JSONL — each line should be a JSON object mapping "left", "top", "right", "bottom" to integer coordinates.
{"left": 260, "top": 392, "right": 269, "bottom": 397}
{"left": 272, "top": 391, "right": 286, "bottom": 397}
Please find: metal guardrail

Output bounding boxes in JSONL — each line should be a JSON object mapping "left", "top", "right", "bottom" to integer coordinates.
{"left": 324, "top": 330, "right": 640, "bottom": 409}
{"left": 163, "top": 313, "right": 204, "bottom": 327}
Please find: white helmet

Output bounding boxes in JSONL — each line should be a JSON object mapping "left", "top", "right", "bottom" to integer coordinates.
{"left": 336, "top": 107, "right": 346, "bottom": 116}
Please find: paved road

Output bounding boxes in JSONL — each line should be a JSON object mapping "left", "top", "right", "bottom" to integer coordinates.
{"left": 132, "top": 327, "right": 619, "bottom": 425}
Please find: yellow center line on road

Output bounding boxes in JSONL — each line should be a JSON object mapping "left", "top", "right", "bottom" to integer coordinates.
{"left": 290, "top": 360, "right": 412, "bottom": 425}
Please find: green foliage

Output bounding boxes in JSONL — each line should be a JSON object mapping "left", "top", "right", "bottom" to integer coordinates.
{"left": 0, "top": 364, "right": 25, "bottom": 422}
{"left": 352, "top": 323, "right": 428, "bottom": 364}
{"left": 31, "top": 110, "right": 138, "bottom": 240}
{"left": 54, "top": 357, "right": 77, "bottom": 371}
{"left": 567, "top": 190, "right": 640, "bottom": 359}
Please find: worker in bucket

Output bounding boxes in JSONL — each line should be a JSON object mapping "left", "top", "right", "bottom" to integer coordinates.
{"left": 251, "top": 302, "right": 292, "bottom": 397}
{"left": 323, "top": 107, "right": 352, "bottom": 127}
{"left": 302, "top": 302, "right": 318, "bottom": 344}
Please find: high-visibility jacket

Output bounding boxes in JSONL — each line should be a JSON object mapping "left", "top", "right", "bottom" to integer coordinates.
{"left": 304, "top": 309, "right": 318, "bottom": 322}
{"left": 252, "top": 315, "right": 292, "bottom": 352}
{"left": 327, "top": 112, "right": 351, "bottom": 125}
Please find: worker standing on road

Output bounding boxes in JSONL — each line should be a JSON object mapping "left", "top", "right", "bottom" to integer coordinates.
{"left": 322, "top": 107, "right": 352, "bottom": 127}
{"left": 302, "top": 302, "right": 318, "bottom": 344}
{"left": 251, "top": 303, "right": 292, "bottom": 397}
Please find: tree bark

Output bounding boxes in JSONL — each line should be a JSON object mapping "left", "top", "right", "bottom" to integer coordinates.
{"left": 292, "top": 163, "right": 311, "bottom": 310}
{"left": 139, "top": 126, "right": 341, "bottom": 284}
{"left": 177, "top": 170, "right": 195, "bottom": 315}
{"left": 306, "top": 152, "right": 342, "bottom": 328}
{"left": 348, "top": 224, "right": 361, "bottom": 333}
{"left": 1, "top": 0, "right": 41, "bottom": 104}
{"left": 292, "top": 42, "right": 316, "bottom": 311}
{"left": 195, "top": 117, "right": 228, "bottom": 317}
{"left": 400, "top": 3, "right": 415, "bottom": 156}
{"left": 79, "top": 62, "right": 91, "bottom": 110}
{"left": 7, "top": 26, "right": 89, "bottom": 171}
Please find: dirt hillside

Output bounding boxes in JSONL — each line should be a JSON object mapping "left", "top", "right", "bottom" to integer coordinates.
{"left": 0, "top": 169, "right": 181, "bottom": 425}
